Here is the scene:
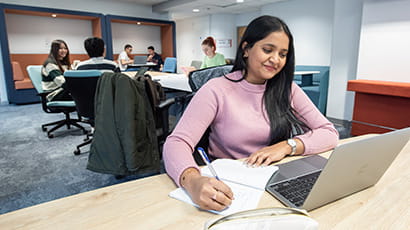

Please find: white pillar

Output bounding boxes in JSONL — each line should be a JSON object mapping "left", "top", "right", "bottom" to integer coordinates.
{"left": 327, "top": 0, "right": 364, "bottom": 120}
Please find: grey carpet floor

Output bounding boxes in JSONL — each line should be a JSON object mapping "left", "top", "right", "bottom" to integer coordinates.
{"left": 0, "top": 103, "right": 160, "bottom": 215}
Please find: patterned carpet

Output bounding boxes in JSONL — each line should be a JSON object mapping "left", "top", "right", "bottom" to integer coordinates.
{"left": 0, "top": 103, "right": 161, "bottom": 214}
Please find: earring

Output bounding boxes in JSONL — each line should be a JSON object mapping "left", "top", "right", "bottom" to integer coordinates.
{"left": 243, "top": 53, "right": 248, "bottom": 58}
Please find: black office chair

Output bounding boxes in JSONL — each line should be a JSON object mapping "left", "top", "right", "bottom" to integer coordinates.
{"left": 27, "top": 65, "right": 87, "bottom": 138}
{"left": 188, "top": 64, "right": 233, "bottom": 91}
{"left": 172, "top": 64, "right": 234, "bottom": 122}
{"left": 64, "top": 70, "right": 102, "bottom": 155}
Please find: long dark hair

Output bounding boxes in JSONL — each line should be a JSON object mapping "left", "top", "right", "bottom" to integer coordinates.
{"left": 44, "top": 39, "right": 71, "bottom": 72}
{"left": 231, "top": 15, "right": 309, "bottom": 144}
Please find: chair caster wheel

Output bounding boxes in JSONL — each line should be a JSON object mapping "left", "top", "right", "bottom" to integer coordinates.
{"left": 74, "top": 149, "right": 81, "bottom": 155}
{"left": 42, "top": 127, "right": 47, "bottom": 132}
{"left": 48, "top": 134, "right": 54, "bottom": 138}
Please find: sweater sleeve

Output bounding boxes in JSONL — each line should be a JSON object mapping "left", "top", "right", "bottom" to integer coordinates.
{"left": 163, "top": 82, "right": 219, "bottom": 186}
{"left": 290, "top": 83, "right": 339, "bottom": 155}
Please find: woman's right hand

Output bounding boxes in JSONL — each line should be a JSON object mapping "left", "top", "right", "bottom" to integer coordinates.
{"left": 180, "top": 168, "right": 234, "bottom": 211}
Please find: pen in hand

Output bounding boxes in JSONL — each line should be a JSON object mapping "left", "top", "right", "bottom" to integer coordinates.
{"left": 198, "top": 147, "right": 220, "bottom": 180}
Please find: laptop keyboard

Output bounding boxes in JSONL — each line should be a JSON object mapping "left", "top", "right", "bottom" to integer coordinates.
{"left": 269, "top": 171, "right": 321, "bottom": 207}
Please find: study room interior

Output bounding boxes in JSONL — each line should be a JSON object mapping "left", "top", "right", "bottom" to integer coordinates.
{"left": 0, "top": 0, "right": 409, "bottom": 229}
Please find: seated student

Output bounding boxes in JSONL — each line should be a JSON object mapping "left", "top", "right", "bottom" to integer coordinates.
{"left": 41, "top": 39, "right": 72, "bottom": 101}
{"left": 163, "top": 16, "right": 339, "bottom": 212}
{"left": 200, "top": 36, "right": 226, "bottom": 69}
{"left": 118, "top": 44, "right": 134, "bottom": 71}
{"left": 76, "top": 37, "right": 119, "bottom": 72}
{"left": 146, "top": 46, "right": 163, "bottom": 71}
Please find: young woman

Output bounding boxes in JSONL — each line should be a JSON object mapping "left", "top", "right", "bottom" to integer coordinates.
{"left": 200, "top": 36, "right": 226, "bottom": 69}
{"left": 163, "top": 16, "right": 339, "bottom": 211}
{"left": 41, "top": 39, "right": 72, "bottom": 101}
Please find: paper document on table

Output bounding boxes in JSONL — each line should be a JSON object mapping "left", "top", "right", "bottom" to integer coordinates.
{"left": 201, "top": 159, "right": 278, "bottom": 190}
{"left": 169, "top": 159, "right": 278, "bottom": 215}
{"left": 169, "top": 181, "right": 264, "bottom": 216}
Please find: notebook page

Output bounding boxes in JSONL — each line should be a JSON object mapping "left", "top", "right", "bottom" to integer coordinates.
{"left": 201, "top": 159, "right": 278, "bottom": 190}
{"left": 169, "top": 180, "right": 263, "bottom": 216}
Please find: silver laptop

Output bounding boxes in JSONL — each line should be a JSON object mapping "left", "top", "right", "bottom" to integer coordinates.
{"left": 266, "top": 127, "right": 410, "bottom": 211}
{"left": 133, "top": 56, "right": 147, "bottom": 64}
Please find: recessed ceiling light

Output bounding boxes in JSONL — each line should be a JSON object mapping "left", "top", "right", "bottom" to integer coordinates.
{"left": 193, "top": 9, "right": 200, "bottom": 13}
{"left": 51, "top": 14, "right": 57, "bottom": 18}
{"left": 236, "top": 0, "right": 244, "bottom": 3}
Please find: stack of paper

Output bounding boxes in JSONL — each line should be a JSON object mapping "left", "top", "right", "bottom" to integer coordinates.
{"left": 169, "top": 159, "right": 278, "bottom": 215}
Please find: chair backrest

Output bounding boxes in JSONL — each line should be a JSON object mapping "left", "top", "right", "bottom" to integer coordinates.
{"left": 64, "top": 70, "right": 102, "bottom": 119}
{"left": 26, "top": 65, "right": 44, "bottom": 94}
{"left": 162, "top": 57, "right": 177, "bottom": 73}
{"left": 188, "top": 65, "right": 233, "bottom": 92}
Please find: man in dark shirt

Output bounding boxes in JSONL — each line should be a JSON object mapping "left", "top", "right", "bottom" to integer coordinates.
{"left": 146, "top": 46, "right": 163, "bottom": 71}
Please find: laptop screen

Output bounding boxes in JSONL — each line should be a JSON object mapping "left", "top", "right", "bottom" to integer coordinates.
{"left": 133, "top": 56, "right": 147, "bottom": 64}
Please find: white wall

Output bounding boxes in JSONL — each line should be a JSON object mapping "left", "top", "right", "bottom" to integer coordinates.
{"left": 176, "top": 15, "right": 210, "bottom": 69}
{"left": 209, "top": 14, "right": 237, "bottom": 60}
{"left": 357, "top": 0, "right": 410, "bottom": 83}
{"left": 111, "top": 23, "right": 161, "bottom": 54}
{"left": 175, "top": 14, "right": 237, "bottom": 71}
{"left": 261, "top": 0, "right": 334, "bottom": 66}
{"left": 0, "top": 0, "right": 167, "bottom": 20}
{"left": 5, "top": 14, "right": 91, "bottom": 54}
{"left": 235, "top": 11, "right": 261, "bottom": 27}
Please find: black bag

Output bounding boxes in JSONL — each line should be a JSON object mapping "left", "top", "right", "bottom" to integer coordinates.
{"left": 135, "top": 74, "right": 166, "bottom": 112}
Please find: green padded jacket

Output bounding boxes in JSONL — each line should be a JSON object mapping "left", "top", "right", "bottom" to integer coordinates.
{"left": 87, "top": 72, "right": 160, "bottom": 176}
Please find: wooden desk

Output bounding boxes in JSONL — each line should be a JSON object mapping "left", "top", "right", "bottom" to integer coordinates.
{"left": 1, "top": 136, "right": 409, "bottom": 229}
{"left": 123, "top": 71, "right": 192, "bottom": 92}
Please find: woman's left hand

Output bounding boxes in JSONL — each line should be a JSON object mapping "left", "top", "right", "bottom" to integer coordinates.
{"left": 245, "top": 141, "right": 290, "bottom": 166}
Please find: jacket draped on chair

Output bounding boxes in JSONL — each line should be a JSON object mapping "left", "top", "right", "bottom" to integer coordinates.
{"left": 87, "top": 72, "right": 160, "bottom": 176}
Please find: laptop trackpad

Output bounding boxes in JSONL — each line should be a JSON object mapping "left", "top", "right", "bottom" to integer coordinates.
{"left": 268, "top": 155, "right": 328, "bottom": 184}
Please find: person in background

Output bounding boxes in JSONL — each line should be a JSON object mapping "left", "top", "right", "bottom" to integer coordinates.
{"left": 146, "top": 46, "right": 163, "bottom": 71}
{"left": 200, "top": 36, "right": 226, "bottom": 69}
{"left": 41, "top": 39, "right": 72, "bottom": 102}
{"left": 76, "top": 37, "right": 119, "bottom": 72}
{"left": 163, "top": 16, "right": 339, "bottom": 211}
{"left": 118, "top": 44, "right": 133, "bottom": 71}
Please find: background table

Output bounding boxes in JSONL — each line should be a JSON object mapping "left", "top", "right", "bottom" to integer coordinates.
{"left": 1, "top": 135, "right": 409, "bottom": 229}
{"left": 123, "top": 71, "right": 192, "bottom": 92}
{"left": 294, "top": 71, "right": 320, "bottom": 86}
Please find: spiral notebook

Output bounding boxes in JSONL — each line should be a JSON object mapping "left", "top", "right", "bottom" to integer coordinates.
{"left": 169, "top": 159, "right": 278, "bottom": 215}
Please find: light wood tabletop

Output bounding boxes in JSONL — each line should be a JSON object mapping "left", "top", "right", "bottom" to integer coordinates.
{"left": 1, "top": 135, "right": 409, "bottom": 230}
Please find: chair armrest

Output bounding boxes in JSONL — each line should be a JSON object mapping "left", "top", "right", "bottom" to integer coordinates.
{"left": 158, "top": 98, "right": 175, "bottom": 109}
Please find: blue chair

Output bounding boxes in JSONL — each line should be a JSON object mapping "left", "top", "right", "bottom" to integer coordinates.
{"left": 162, "top": 57, "right": 177, "bottom": 73}
{"left": 64, "top": 70, "right": 103, "bottom": 155}
{"left": 27, "top": 65, "right": 86, "bottom": 138}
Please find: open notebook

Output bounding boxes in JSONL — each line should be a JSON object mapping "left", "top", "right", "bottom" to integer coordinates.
{"left": 169, "top": 159, "right": 278, "bottom": 215}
